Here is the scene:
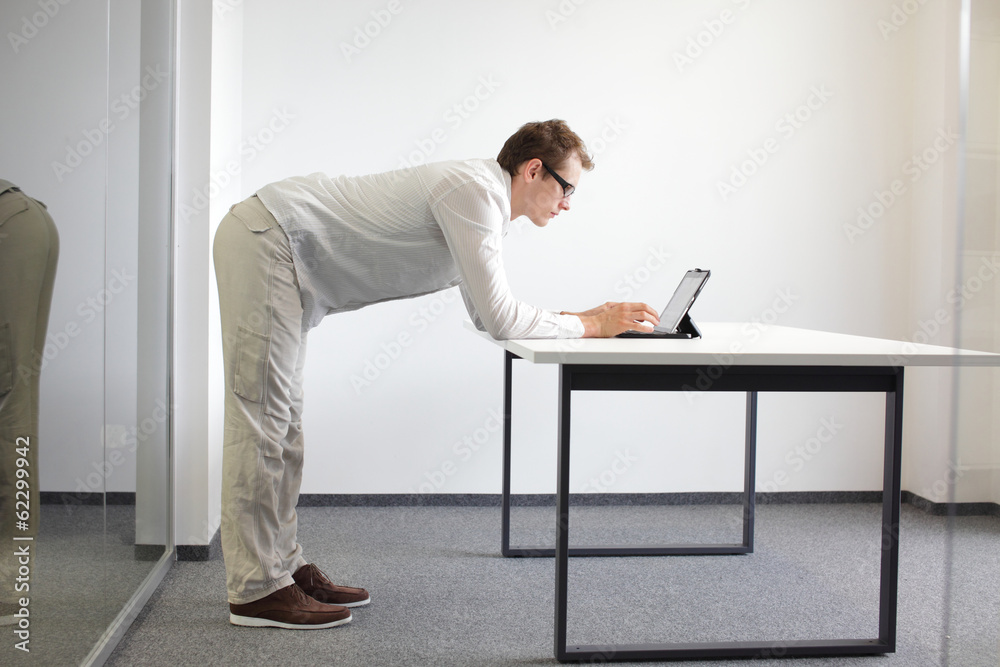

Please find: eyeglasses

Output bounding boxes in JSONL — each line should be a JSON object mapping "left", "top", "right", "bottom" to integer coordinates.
{"left": 542, "top": 162, "right": 576, "bottom": 198}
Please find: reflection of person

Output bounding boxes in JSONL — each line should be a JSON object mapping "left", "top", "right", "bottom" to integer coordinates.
{"left": 214, "top": 120, "right": 659, "bottom": 629}
{"left": 0, "top": 180, "right": 59, "bottom": 625}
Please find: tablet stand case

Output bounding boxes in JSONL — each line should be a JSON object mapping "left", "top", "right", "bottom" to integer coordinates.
{"left": 615, "top": 312, "right": 702, "bottom": 339}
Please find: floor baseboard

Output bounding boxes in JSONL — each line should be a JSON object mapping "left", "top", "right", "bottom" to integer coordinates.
{"left": 173, "top": 490, "right": 1000, "bottom": 561}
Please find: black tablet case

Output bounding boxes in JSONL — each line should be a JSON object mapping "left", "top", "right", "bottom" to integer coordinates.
{"left": 615, "top": 312, "right": 702, "bottom": 339}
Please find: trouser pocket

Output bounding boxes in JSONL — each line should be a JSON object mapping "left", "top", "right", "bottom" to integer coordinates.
{"left": 230, "top": 196, "right": 275, "bottom": 233}
{"left": 232, "top": 324, "right": 270, "bottom": 403}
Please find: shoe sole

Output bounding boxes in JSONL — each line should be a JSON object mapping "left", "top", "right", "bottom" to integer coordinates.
{"left": 340, "top": 597, "right": 370, "bottom": 608}
{"left": 229, "top": 612, "right": 352, "bottom": 629}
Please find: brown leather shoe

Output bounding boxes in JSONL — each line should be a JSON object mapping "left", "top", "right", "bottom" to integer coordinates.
{"left": 229, "top": 583, "right": 351, "bottom": 629}
{"left": 293, "top": 563, "right": 370, "bottom": 608}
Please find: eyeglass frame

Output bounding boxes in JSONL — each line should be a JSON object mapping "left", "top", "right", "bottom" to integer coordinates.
{"left": 541, "top": 162, "right": 576, "bottom": 198}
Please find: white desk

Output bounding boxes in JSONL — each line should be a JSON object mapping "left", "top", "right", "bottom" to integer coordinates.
{"left": 470, "top": 321, "right": 998, "bottom": 367}
{"left": 467, "top": 322, "right": 1000, "bottom": 663}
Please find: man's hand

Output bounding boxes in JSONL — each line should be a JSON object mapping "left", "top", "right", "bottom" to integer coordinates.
{"left": 562, "top": 302, "right": 661, "bottom": 338}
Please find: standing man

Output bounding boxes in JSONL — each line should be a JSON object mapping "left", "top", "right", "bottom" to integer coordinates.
{"left": 214, "top": 119, "right": 659, "bottom": 629}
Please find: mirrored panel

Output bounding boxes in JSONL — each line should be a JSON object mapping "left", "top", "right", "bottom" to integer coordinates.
{"left": 0, "top": 1, "right": 173, "bottom": 664}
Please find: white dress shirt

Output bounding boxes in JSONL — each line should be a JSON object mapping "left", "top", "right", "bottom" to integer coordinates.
{"left": 255, "top": 158, "right": 585, "bottom": 339}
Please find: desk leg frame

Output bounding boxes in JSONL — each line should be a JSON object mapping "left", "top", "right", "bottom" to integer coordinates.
{"left": 550, "top": 364, "right": 903, "bottom": 662}
{"left": 501, "top": 351, "right": 757, "bottom": 558}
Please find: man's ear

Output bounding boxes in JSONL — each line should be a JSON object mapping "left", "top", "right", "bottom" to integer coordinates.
{"left": 521, "top": 158, "right": 543, "bottom": 183}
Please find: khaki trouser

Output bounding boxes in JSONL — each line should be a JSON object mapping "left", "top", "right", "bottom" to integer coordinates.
{"left": 0, "top": 188, "right": 58, "bottom": 603}
{"left": 213, "top": 195, "right": 309, "bottom": 604}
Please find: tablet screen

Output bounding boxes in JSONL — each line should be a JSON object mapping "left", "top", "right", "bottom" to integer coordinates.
{"left": 657, "top": 270, "right": 710, "bottom": 333}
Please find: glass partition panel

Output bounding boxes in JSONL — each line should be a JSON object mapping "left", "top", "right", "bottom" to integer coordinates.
{"left": 0, "top": 1, "right": 174, "bottom": 665}
{"left": 948, "top": 0, "right": 1000, "bottom": 663}
{"left": 0, "top": 2, "right": 111, "bottom": 663}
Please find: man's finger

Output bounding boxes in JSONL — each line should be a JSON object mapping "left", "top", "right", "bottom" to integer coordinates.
{"left": 631, "top": 304, "right": 659, "bottom": 326}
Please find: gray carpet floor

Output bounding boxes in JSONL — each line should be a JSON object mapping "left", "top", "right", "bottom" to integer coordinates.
{"left": 104, "top": 503, "right": 1000, "bottom": 666}
{"left": 8, "top": 504, "right": 165, "bottom": 667}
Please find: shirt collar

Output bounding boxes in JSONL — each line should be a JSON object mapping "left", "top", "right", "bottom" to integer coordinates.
{"left": 498, "top": 166, "right": 512, "bottom": 237}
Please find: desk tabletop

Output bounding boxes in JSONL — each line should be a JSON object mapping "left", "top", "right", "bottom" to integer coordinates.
{"left": 464, "top": 321, "right": 1000, "bottom": 367}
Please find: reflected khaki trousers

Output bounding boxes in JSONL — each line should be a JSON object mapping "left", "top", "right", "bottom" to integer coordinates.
{"left": 213, "top": 195, "right": 309, "bottom": 605}
{"left": 0, "top": 188, "right": 58, "bottom": 603}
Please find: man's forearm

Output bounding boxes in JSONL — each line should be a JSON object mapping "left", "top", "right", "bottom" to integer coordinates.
{"left": 561, "top": 311, "right": 600, "bottom": 337}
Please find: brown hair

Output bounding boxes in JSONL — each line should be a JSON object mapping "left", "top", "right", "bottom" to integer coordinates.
{"left": 497, "top": 119, "right": 594, "bottom": 177}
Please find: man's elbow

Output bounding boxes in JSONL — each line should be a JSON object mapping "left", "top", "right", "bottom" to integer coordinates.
{"left": 483, "top": 316, "right": 518, "bottom": 340}
{"left": 485, "top": 323, "right": 512, "bottom": 340}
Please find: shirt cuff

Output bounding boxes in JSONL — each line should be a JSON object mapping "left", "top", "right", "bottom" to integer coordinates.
{"left": 551, "top": 311, "right": 585, "bottom": 338}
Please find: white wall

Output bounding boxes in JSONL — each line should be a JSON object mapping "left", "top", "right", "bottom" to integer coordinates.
{"left": 175, "top": 1, "right": 996, "bottom": 521}
{"left": 204, "top": 0, "right": 246, "bottom": 547}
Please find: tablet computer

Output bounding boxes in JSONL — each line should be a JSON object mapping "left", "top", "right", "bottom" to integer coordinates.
{"left": 617, "top": 268, "right": 710, "bottom": 338}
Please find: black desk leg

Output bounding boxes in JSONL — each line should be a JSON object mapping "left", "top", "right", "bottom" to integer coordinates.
{"left": 501, "top": 350, "right": 514, "bottom": 556}
{"left": 554, "top": 364, "right": 573, "bottom": 660}
{"left": 744, "top": 391, "right": 758, "bottom": 551}
{"left": 879, "top": 368, "right": 904, "bottom": 650}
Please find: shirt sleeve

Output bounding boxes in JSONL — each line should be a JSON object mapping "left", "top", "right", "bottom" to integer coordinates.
{"left": 433, "top": 183, "right": 584, "bottom": 340}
